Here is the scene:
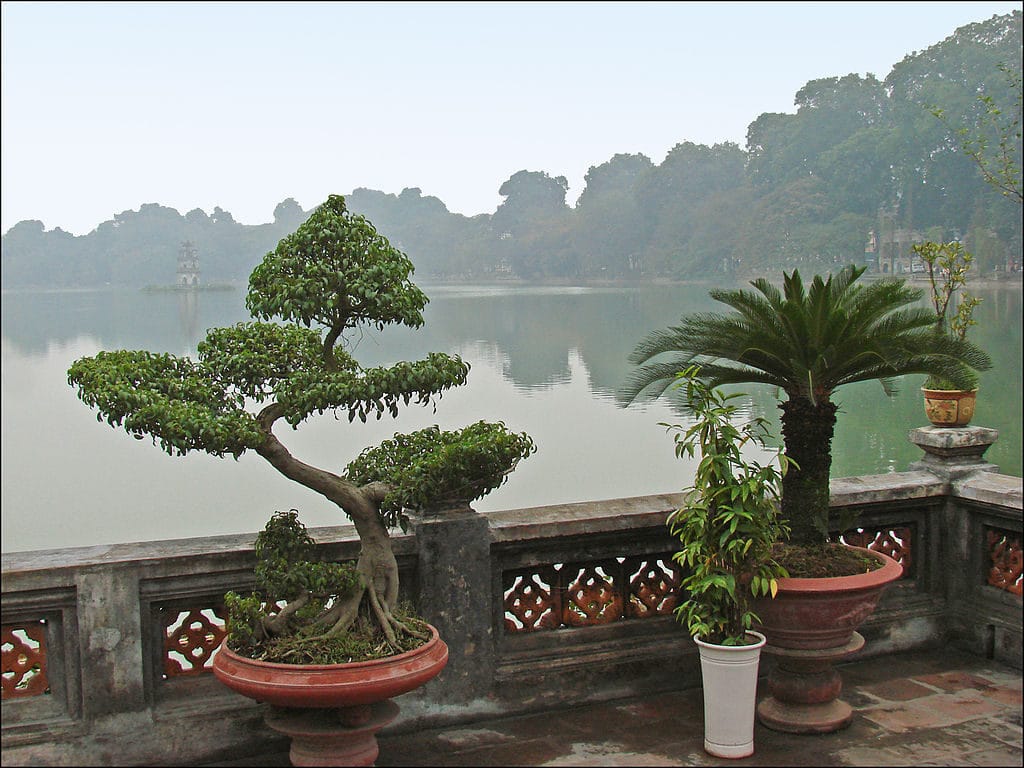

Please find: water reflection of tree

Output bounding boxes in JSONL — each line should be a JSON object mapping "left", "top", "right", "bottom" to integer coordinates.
{"left": 2, "top": 282, "right": 1020, "bottom": 478}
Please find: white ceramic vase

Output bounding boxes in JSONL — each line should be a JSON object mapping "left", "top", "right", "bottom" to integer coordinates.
{"left": 694, "top": 630, "right": 766, "bottom": 759}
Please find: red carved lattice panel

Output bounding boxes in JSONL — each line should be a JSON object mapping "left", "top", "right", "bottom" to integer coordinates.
{"left": 1, "top": 621, "right": 49, "bottom": 699}
{"left": 626, "top": 556, "right": 683, "bottom": 618}
{"left": 563, "top": 563, "right": 623, "bottom": 627}
{"left": 162, "top": 606, "right": 228, "bottom": 677}
{"left": 503, "top": 566, "right": 560, "bottom": 633}
{"left": 987, "top": 529, "right": 1023, "bottom": 597}
{"left": 841, "top": 525, "right": 913, "bottom": 577}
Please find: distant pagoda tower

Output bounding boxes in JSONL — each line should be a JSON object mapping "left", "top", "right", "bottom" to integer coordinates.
{"left": 177, "top": 241, "right": 200, "bottom": 287}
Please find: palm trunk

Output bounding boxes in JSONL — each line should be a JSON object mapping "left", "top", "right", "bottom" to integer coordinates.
{"left": 779, "top": 397, "right": 838, "bottom": 547}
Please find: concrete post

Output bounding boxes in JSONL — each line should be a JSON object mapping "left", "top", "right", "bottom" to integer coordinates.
{"left": 410, "top": 505, "right": 494, "bottom": 704}
{"left": 75, "top": 568, "right": 146, "bottom": 717}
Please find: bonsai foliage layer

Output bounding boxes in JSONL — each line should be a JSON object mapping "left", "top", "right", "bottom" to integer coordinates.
{"left": 620, "top": 265, "right": 991, "bottom": 547}
{"left": 68, "top": 194, "right": 535, "bottom": 655}
{"left": 667, "top": 368, "right": 789, "bottom": 645}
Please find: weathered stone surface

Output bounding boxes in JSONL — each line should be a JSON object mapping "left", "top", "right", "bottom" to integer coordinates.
{"left": 830, "top": 471, "right": 945, "bottom": 507}
{"left": 955, "top": 472, "right": 1023, "bottom": 510}
{"left": 412, "top": 507, "right": 494, "bottom": 704}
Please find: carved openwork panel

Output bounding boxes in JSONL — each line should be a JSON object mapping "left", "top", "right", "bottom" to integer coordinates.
{"left": 503, "top": 565, "right": 560, "bottom": 632}
{"left": 986, "top": 528, "right": 1023, "bottom": 597}
{"left": 503, "top": 553, "right": 682, "bottom": 633}
{"left": 563, "top": 564, "right": 623, "bottom": 626}
{"left": 840, "top": 524, "right": 914, "bottom": 577}
{"left": 1, "top": 621, "right": 49, "bottom": 699}
{"left": 160, "top": 604, "right": 227, "bottom": 678}
{"left": 626, "top": 556, "right": 683, "bottom": 618}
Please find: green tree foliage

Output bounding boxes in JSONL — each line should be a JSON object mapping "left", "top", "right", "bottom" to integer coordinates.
{"left": 572, "top": 153, "right": 654, "bottom": 277}
{"left": 491, "top": 170, "right": 573, "bottom": 278}
{"left": 637, "top": 142, "right": 747, "bottom": 276}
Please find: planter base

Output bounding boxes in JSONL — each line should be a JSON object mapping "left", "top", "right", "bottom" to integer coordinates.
{"left": 757, "top": 632, "right": 864, "bottom": 734}
{"left": 756, "top": 697, "right": 852, "bottom": 734}
{"left": 265, "top": 700, "right": 399, "bottom": 767}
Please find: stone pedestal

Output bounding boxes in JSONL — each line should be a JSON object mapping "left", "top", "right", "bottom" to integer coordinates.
{"left": 757, "top": 632, "right": 865, "bottom": 734}
{"left": 265, "top": 701, "right": 399, "bottom": 767}
{"left": 908, "top": 425, "right": 999, "bottom": 480}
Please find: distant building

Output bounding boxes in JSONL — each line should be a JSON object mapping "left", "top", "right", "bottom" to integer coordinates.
{"left": 177, "top": 241, "right": 200, "bottom": 286}
{"left": 866, "top": 226, "right": 924, "bottom": 274}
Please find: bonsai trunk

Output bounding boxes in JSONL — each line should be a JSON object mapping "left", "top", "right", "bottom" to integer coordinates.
{"left": 779, "top": 396, "right": 838, "bottom": 547}
{"left": 254, "top": 404, "right": 423, "bottom": 647}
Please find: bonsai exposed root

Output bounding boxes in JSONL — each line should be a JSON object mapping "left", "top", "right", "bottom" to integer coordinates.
{"left": 366, "top": 581, "right": 431, "bottom": 645}
{"left": 367, "top": 581, "right": 400, "bottom": 647}
{"left": 315, "top": 591, "right": 360, "bottom": 636}
{"left": 261, "top": 591, "right": 310, "bottom": 637}
{"left": 313, "top": 582, "right": 428, "bottom": 650}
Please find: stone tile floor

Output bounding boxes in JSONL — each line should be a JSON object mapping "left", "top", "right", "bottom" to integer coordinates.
{"left": 229, "top": 648, "right": 1023, "bottom": 766}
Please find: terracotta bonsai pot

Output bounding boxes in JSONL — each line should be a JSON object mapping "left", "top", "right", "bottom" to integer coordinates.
{"left": 212, "top": 624, "right": 448, "bottom": 766}
{"left": 922, "top": 387, "right": 977, "bottom": 427}
{"left": 212, "top": 624, "right": 448, "bottom": 708}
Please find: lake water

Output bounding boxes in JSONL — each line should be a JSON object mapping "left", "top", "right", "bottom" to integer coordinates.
{"left": 2, "top": 281, "right": 1020, "bottom": 553}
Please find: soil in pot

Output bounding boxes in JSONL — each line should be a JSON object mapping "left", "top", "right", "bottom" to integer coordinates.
{"left": 771, "top": 542, "right": 883, "bottom": 578}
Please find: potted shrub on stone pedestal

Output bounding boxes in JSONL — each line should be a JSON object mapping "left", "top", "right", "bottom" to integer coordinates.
{"left": 620, "top": 265, "right": 990, "bottom": 733}
{"left": 913, "top": 240, "right": 987, "bottom": 426}
{"left": 665, "top": 367, "right": 789, "bottom": 759}
{"left": 67, "top": 194, "right": 535, "bottom": 765}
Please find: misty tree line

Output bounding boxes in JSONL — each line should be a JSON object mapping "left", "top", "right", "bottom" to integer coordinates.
{"left": 2, "top": 11, "right": 1020, "bottom": 289}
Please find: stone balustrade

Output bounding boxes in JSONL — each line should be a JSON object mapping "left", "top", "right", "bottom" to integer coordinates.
{"left": 2, "top": 426, "right": 1020, "bottom": 766}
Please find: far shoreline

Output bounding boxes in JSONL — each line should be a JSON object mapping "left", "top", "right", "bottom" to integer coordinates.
{"left": 2, "top": 271, "right": 1021, "bottom": 294}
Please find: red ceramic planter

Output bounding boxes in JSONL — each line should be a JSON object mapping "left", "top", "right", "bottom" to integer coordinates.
{"left": 213, "top": 625, "right": 448, "bottom": 766}
{"left": 753, "top": 546, "right": 903, "bottom": 733}
{"left": 212, "top": 624, "right": 449, "bottom": 709}
{"left": 754, "top": 546, "right": 904, "bottom": 650}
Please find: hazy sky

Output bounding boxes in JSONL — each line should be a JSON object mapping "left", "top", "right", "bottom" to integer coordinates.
{"left": 2, "top": 1, "right": 1019, "bottom": 236}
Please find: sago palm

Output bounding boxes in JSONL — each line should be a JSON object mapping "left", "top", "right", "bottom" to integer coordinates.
{"left": 619, "top": 265, "right": 991, "bottom": 547}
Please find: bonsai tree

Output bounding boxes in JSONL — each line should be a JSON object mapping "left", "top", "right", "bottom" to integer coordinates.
{"left": 68, "top": 194, "right": 535, "bottom": 659}
{"left": 667, "top": 367, "right": 790, "bottom": 646}
{"left": 619, "top": 265, "right": 990, "bottom": 553}
{"left": 913, "top": 240, "right": 983, "bottom": 391}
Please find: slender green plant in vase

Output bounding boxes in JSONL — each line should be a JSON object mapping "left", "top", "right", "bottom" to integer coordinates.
{"left": 913, "top": 240, "right": 987, "bottom": 426}
{"left": 667, "top": 366, "right": 791, "bottom": 646}
{"left": 666, "top": 367, "right": 790, "bottom": 758}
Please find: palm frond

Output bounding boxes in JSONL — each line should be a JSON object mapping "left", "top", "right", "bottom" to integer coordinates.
{"left": 621, "top": 264, "right": 990, "bottom": 408}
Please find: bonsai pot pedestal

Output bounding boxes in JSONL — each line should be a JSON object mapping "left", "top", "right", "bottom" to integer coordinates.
{"left": 757, "top": 631, "right": 864, "bottom": 733}
{"left": 212, "top": 625, "right": 448, "bottom": 767}
{"left": 265, "top": 701, "right": 400, "bottom": 767}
